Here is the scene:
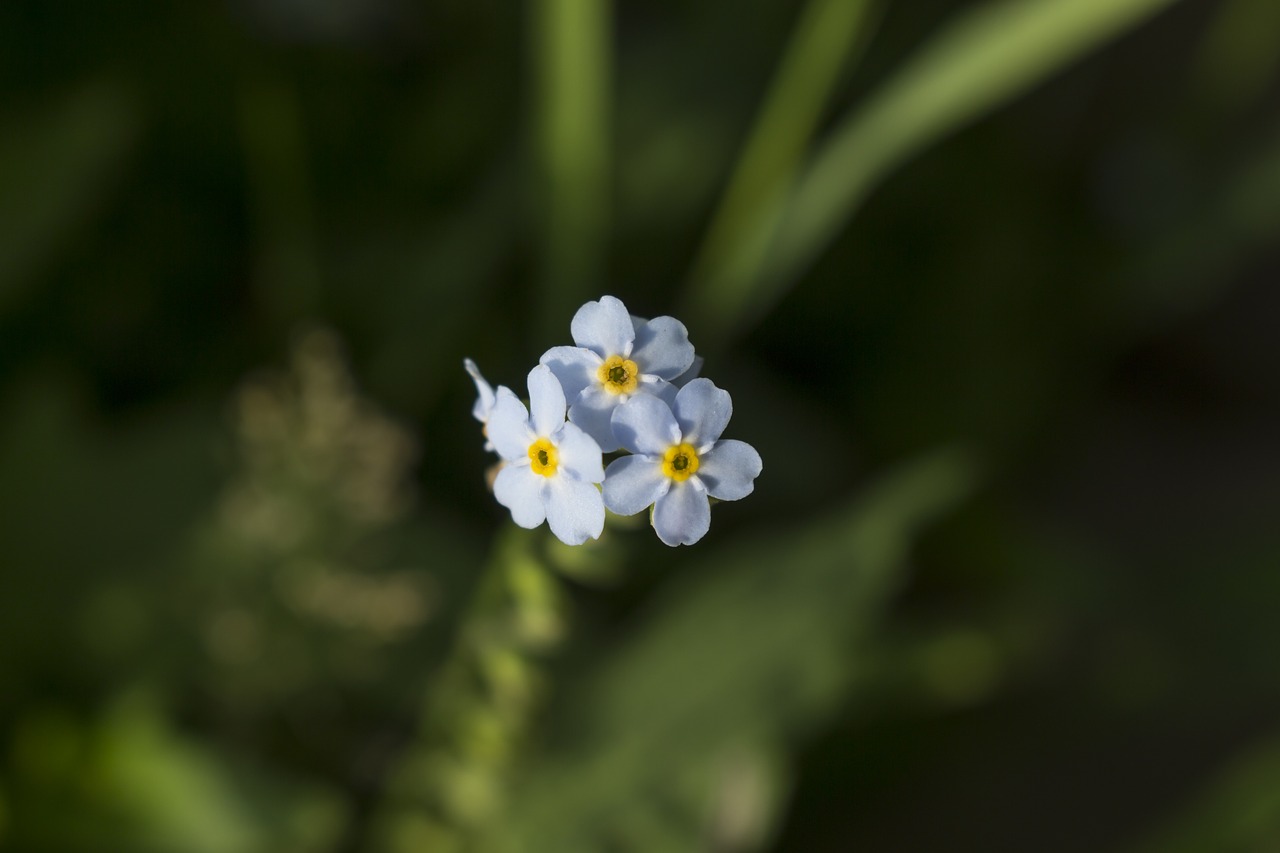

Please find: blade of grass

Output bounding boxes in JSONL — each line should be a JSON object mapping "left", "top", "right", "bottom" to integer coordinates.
{"left": 688, "top": 0, "right": 1184, "bottom": 346}
{"left": 684, "top": 0, "right": 876, "bottom": 342}
{"left": 531, "top": 0, "right": 612, "bottom": 339}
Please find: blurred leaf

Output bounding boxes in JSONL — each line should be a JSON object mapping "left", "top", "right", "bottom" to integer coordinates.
{"left": 532, "top": 0, "right": 612, "bottom": 337}
{"left": 1125, "top": 117, "right": 1280, "bottom": 331}
{"left": 687, "top": 0, "right": 876, "bottom": 339}
{"left": 501, "top": 448, "right": 977, "bottom": 850}
{"left": 6, "top": 696, "right": 345, "bottom": 853}
{"left": 688, "top": 0, "right": 1184, "bottom": 343}
{"left": 1190, "top": 0, "right": 1280, "bottom": 120}
{"left": 1129, "top": 735, "right": 1280, "bottom": 853}
{"left": 0, "top": 83, "right": 140, "bottom": 311}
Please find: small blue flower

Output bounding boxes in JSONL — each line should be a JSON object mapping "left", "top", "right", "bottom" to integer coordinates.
{"left": 464, "top": 358, "right": 498, "bottom": 451}
{"left": 540, "top": 295, "right": 696, "bottom": 452}
{"left": 670, "top": 355, "right": 704, "bottom": 388}
{"left": 603, "top": 378, "right": 762, "bottom": 546}
{"left": 487, "top": 364, "right": 606, "bottom": 545}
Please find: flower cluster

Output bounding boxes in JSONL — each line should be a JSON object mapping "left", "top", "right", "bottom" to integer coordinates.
{"left": 466, "top": 296, "right": 762, "bottom": 547}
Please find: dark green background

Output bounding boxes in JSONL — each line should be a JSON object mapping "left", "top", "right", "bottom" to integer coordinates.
{"left": 2, "top": 0, "right": 1279, "bottom": 850}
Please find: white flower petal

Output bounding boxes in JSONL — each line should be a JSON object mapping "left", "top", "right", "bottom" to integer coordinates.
{"left": 603, "top": 455, "right": 669, "bottom": 516}
{"left": 494, "top": 465, "right": 547, "bottom": 529}
{"left": 610, "top": 393, "right": 680, "bottom": 457}
{"left": 652, "top": 480, "right": 711, "bottom": 546}
{"left": 639, "top": 375, "right": 679, "bottom": 408}
{"left": 464, "top": 358, "right": 495, "bottom": 422}
{"left": 487, "top": 387, "right": 535, "bottom": 461}
{"left": 670, "top": 355, "right": 704, "bottom": 388}
{"left": 545, "top": 477, "right": 605, "bottom": 545}
{"left": 674, "top": 378, "right": 732, "bottom": 448}
{"left": 540, "top": 345, "right": 601, "bottom": 403}
{"left": 527, "top": 364, "right": 566, "bottom": 438}
{"left": 697, "top": 439, "right": 762, "bottom": 501}
{"left": 570, "top": 295, "right": 635, "bottom": 358}
{"left": 569, "top": 385, "right": 623, "bottom": 452}
{"left": 630, "top": 315, "right": 695, "bottom": 379}
{"left": 554, "top": 422, "right": 604, "bottom": 483}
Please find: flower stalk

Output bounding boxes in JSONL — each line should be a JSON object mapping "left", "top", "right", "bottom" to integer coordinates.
{"left": 369, "top": 525, "right": 571, "bottom": 851}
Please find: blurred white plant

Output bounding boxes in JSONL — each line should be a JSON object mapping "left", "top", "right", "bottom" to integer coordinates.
{"left": 224, "top": 328, "right": 417, "bottom": 541}
{"left": 198, "top": 327, "right": 435, "bottom": 698}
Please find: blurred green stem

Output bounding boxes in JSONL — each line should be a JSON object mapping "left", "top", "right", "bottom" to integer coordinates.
{"left": 684, "top": 0, "right": 876, "bottom": 349}
{"left": 370, "top": 526, "right": 568, "bottom": 852}
{"left": 684, "top": 0, "right": 1184, "bottom": 346}
{"left": 532, "top": 0, "right": 612, "bottom": 340}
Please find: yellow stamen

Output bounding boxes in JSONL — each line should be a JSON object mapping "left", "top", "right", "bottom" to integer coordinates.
{"left": 597, "top": 354, "right": 640, "bottom": 395}
{"left": 528, "top": 437, "right": 559, "bottom": 477}
{"left": 662, "top": 442, "right": 700, "bottom": 482}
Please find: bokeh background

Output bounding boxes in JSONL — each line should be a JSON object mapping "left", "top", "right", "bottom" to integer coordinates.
{"left": 3, "top": 0, "right": 1280, "bottom": 850}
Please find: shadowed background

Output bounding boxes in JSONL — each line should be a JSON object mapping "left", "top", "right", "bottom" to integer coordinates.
{"left": 2, "top": 0, "right": 1280, "bottom": 850}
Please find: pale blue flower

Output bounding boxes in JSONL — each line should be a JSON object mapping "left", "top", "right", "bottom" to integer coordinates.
{"left": 670, "top": 355, "right": 704, "bottom": 388}
{"left": 487, "top": 364, "right": 605, "bottom": 545}
{"left": 603, "top": 378, "right": 762, "bottom": 546}
{"left": 628, "top": 312, "right": 702, "bottom": 390}
{"left": 540, "top": 295, "right": 696, "bottom": 452}
{"left": 464, "top": 358, "right": 498, "bottom": 451}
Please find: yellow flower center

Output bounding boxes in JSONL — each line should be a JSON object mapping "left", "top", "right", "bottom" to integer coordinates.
{"left": 528, "top": 437, "right": 559, "bottom": 477}
{"left": 662, "top": 443, "right": 700, "bottom": 482}
{"left": 597, "top": 355, "right": 640, "bottom": 395}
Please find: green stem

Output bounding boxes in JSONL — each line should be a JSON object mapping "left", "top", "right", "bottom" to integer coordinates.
{"left": 532, "top": 0, "right": 612, "bottom": 340}
{"left": 368, "top": 527, "right": 568, "bottom": 852}
{"left": 684, "top": 0, "right": 876, "bottom": 349}
{"left": 686, "top": 0, "right": 1184, "bottom": 347}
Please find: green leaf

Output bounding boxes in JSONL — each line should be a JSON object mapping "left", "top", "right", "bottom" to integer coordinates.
{"left": 501, "top": 449, "right": 978, "bottom": 850}
{"left": 687, "top": 0, "right": 1184, "bottom": 343}
{"left": 5, "top": 696, "right": 345, "bottom": 853}
{"left": 686, "top": 0, "right": 877, "bottom": 339}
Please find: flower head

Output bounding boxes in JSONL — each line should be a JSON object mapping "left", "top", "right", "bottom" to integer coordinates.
{"left": 603, "top": 378, "right": 762, "bottom": 546}
{"left": 486, "top": 364, "right": 606, "bottom": 545}
{"left": 540, "top": 295, "right": 696, "bottom": 451}
{"left": 670, "top": 355, "right": 704, "bottom": 388}
{"left": 464, "top": 358, "right": 498, "bottom": 451}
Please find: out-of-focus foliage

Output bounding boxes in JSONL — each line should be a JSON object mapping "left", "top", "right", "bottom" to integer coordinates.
{"left": 685, "top": 0, "right": 1184, "bottom": 342}
{"left": 187, "top": 327, "right": 435, "bottom": 706}
{"left": 3, "top": 0, "right": 1279, "bottom": 850}
{"left": 1130, "top": 733, "right": 1280, "bottom": 852}
{"left": 500, "top": 451, "right": 975, "bottom": 851}
{"left": 5, "top": 694, "right": 344, "bottom": 853}
{"left": 0, "top": 85, "right": 140, "bottom": 309}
